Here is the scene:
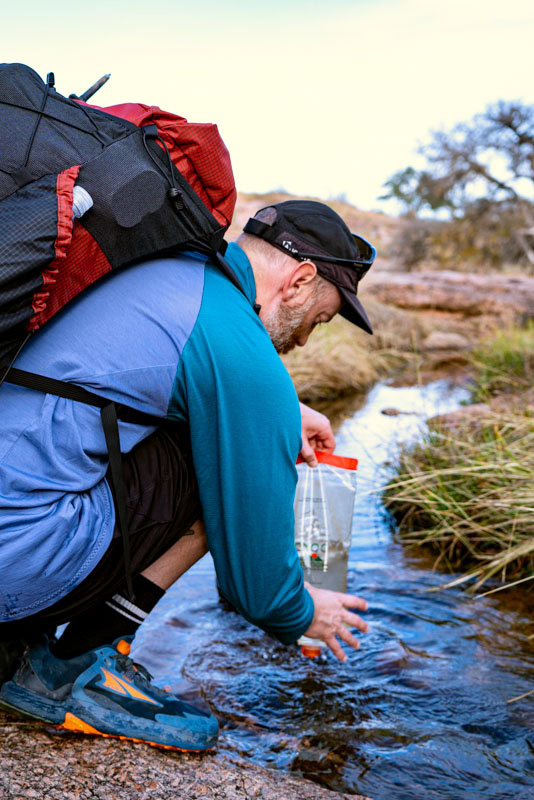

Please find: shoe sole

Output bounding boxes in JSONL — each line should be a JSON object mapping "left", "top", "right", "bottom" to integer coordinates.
{"left": 0, "top": 694, "right": 53, "bottom": 724}
{"left": 0, "top": 696, "right": 211, "bottom": 753}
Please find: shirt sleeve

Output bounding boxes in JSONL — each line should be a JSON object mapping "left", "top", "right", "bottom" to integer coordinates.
{"left": 167, "top": 268, "right": 314, "bottom": 644}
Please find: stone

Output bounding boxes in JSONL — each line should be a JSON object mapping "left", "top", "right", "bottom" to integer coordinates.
{"left": 363, "top": 270, "right": 534, "bottom": 320}
{"left": 422, "top": 331, "right": 471, "bottom": 351}
{"left": 380, "top": 408, "right": 418, "bottom": 416}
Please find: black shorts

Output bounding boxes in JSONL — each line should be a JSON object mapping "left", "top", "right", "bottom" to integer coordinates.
{"left": 0, "top": 425, "right": 201, "bottom": 638}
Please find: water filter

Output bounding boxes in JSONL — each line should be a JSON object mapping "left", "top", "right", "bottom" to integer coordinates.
{"left": 294, "top": 451, "right": 358, "bottom": 657}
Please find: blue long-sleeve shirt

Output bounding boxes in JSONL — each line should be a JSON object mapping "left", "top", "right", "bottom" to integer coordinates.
{"left": 0, "top": 243, "right": 314, "bottom": 642}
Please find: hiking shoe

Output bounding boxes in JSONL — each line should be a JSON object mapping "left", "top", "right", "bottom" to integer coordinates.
{"left": 0, "top": 637, "right": 218, "bottom": 751}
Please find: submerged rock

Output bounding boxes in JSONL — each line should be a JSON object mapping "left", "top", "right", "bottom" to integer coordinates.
{"left": 380, "top": 407, "right": 419, "bottom": 416}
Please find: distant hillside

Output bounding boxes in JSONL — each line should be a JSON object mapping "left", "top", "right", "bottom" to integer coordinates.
{"left": 228, "top": 191, "right": 405, "bottom": 271}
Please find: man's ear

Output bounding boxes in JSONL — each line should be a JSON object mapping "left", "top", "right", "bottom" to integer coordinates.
{"left": 281, "top": 261, "right": 317, "bottom": 305}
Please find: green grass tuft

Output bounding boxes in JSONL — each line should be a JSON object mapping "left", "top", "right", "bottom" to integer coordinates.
{"left": 470, "top": 322, "right": 534, "bottom": 402}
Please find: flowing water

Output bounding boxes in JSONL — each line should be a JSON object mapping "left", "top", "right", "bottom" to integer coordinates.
{"left": 134, "top": 379, "right": 534, "bottom": 800}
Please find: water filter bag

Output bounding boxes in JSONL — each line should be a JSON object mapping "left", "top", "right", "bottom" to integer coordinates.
{"left": 294, "top": 452, "right": 358, "bottom": 594}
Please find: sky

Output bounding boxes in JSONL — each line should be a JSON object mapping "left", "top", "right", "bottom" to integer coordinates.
{"left": 4, "top": 0, "right": 533, "bottom": 214}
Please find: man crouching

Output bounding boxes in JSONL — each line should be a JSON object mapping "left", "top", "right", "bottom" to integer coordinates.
{"left": 0, "top": 200, "right": 374, "bottom": 750}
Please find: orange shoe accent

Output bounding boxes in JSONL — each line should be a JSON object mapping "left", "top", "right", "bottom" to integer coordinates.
{"left": 99, "top": 667, "right": 160, "bottom": 705}
{"left": 116, "top": 639, "right": 131, "bottom": 656}
{"left": 56, "top": 713, "right": 207, "bottom": 753}
{"left": 62, "top": 712, "right": 103, "bottom": 735}
{"left": 100, "top": 667, "right": 128, "bottom": 695}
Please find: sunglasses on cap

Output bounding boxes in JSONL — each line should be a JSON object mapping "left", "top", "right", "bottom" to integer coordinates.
{"left": 282, "top": 234, "right": 376, "bottom": 281}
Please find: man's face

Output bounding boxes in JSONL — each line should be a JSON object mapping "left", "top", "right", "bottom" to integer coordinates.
{"left": 264, "top": 281, "right": 342, "bottom": 354}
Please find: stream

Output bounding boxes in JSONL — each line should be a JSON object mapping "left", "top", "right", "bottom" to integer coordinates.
{"left": 133, "top": 378, "right": 534, "bottom": 800}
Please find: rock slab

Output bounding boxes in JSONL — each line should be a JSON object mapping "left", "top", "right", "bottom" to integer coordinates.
{"left": 364, "top": 270, "right": 534, "bottom": 318}
{"left": 0, "top": 713, "right": 371, "bottom": 800}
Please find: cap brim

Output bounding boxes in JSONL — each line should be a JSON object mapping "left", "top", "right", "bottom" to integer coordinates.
{"left": 338, "top": 288, "right": 373, "bottom": 334}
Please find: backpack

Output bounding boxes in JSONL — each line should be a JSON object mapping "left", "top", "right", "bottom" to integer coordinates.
{"left": 0, "top": 62, "right": 246, "bottom": 369}
{"left": 0, "top": 63, "right": 256, "bottom": 598}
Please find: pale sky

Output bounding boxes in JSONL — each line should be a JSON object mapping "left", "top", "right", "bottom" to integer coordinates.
{"left": 4, "top": 0, "right": 533, "bottom": 213}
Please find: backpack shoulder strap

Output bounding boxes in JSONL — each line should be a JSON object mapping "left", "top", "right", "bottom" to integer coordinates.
{"left": 4, "top": 367, "right": 164, "bottom": 426}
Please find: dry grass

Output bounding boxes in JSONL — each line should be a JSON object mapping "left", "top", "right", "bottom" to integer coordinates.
{"left": 282, "top": 298, "right": 425, "bottom": 403}
{"left": 282, "top": 317, "right": 383, "bottom": 402}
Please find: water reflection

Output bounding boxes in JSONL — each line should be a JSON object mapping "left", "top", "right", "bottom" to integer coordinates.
{"left": 133, "top": 379, "right": 534, "bottom": 800}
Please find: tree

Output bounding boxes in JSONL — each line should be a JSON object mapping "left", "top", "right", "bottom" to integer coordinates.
{"left": 381, "top": 101, "right": 534, "bottom": 266}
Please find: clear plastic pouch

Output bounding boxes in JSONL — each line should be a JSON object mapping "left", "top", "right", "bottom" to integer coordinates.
{"left": 294, "top": 451, "right": 358, "bottom": 656}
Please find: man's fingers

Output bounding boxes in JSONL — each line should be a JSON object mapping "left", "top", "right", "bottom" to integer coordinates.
{"left": 311, "top": 437, "right": 335, "bottom": 454}
{"left": 325, "top": 635, "right": 347, "bottom": 662}
{"left": 341, "top": 593, "right": 368, "bottom": 612}
{"left": 319, "top": 431, "right": 336, "bottom": 451}
{"left": 342, "top": 611, "right": 369, "bottom": 634}
{"left": 299, "top": 440, "right": 318, "bottom": 467}
{"left": 336, "top": 625, "right": 361, "bottom": 651}
{"left": 303, "top": 584, "right": 370, "bottom": 660}
{"left": 309, "top": 432, "right": 336, "bottom": 451}
{"left": 325, "top": 626, "right": 363, "bottom": 661}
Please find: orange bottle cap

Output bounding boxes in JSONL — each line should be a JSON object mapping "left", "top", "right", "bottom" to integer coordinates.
{"left": 301, "top": 644, "right": 322, "bottom": 658}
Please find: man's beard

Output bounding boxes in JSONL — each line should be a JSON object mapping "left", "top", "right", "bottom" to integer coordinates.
{"left": 263, "top": 295, "right": 316, "bottom": 354}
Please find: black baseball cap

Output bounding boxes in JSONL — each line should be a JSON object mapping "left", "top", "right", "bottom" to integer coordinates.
{"left": 243, "top": 200, "right": 375, "bottom": 334}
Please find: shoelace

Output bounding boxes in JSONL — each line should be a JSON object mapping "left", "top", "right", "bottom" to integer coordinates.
{"left": 112, "top": 654, "right": 153, "bottom": 684}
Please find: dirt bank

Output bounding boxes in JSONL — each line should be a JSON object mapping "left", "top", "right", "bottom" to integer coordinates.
{"left": 0, "top": 711, "right": 370, "bottom": 800}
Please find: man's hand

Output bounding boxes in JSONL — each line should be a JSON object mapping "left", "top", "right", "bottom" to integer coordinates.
{"left": 303, "top": 581, "right": 369, "bottom": 662}
{"left": 299, "top": 402, "right": 335, "bottom": 467}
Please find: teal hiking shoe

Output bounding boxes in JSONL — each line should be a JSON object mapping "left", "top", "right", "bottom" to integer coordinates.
{"left": 0, "top": 637, "right": 218, "bottom": 751}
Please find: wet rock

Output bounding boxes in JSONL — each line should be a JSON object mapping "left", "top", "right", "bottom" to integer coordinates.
{"left": 363, "top": 270, "right": 534, "bottom": 320}
{"left": 422, "top": 331, "right": 470, "bottom": 351}
{"left": 380, "top": 408, "right": 418, "bottom": 416}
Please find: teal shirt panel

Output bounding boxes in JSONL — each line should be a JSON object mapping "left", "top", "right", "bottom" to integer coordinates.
{"left": 168, "top": 243, "right": 314, "bottom": 644}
